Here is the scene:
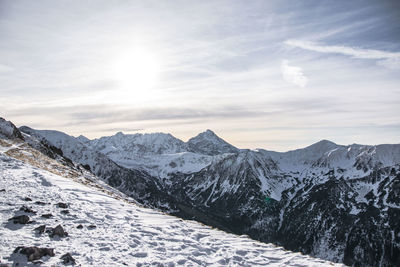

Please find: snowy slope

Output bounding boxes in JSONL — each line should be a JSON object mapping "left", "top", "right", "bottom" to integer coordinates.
{"left": 0, "top": 154, "right": 343, "bottom": 266}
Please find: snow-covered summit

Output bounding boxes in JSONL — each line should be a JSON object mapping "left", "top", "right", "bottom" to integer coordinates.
{"left": 187, "top": 129, "right": 239, "bottom": 156}
{"left": 76, "top": 135, "right": 90, "bottom": 143}
{"left": 88, "top": 131, "right": 187, "bottom": 156}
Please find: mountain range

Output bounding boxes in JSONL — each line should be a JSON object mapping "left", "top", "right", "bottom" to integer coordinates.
{"left": 1, "top": 117, "right": 399, "bottom": 266}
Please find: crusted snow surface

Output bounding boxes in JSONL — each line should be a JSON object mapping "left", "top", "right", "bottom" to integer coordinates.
{"left": 0, "top": 154, "right": 343, "bottom": 266}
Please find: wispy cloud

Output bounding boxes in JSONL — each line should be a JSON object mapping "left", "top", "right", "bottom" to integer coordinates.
{"left": 280, "top": 60, "right": 308, "bottom": 88}
{"left": 285, "top": 40, "right": 400, "bottom": 70}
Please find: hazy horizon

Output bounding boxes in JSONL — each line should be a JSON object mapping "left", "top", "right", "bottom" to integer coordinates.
{"left": 1, "top": 0, "right": 399, "bottom": 151}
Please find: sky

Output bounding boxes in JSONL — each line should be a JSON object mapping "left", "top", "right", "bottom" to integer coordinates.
{"left": 0, "top": 0, "right": 399, "bottom": 151}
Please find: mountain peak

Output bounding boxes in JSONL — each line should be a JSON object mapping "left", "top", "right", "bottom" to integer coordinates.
{"left": 204, "top": 129, "right": 216, "bottom": 135}
{"left": 187, "top": 130, "right": 238, "bottom": 156}
{"left": 0, "top": 117, "right": 24, "bottom": 140}
{"left": 77, "top": 135, "right": 90, "bottom": 143}
{"left": 307, "top": 139, "right": 338, "bottom": 150}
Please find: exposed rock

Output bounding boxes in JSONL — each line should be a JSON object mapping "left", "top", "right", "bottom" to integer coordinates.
{"left": 60, "top": 210, "right": 70, "bottom": 215}
{"left": 34, "top": 201, "right": 46, "bottom": 205}
{"left": 76, "top": 224, "right": 83, "bottom": 229}
{"left": 0, "top": 189, "right": 6, "bottom": 192}
{"left": 60, "top": 253, "right": 76, "bottom": 265}
{"left": 19, "top": 206, "right": 36, "bottom": 214}
{"left": 87, "top": 224, "right": 96, "bottom": 230}
{"left": 49, "top": 224, "right": 68, "bottom": 238}
{"left": 13, "top": 246, "right": 55, "bottom": 262}
{"left": 56, "top": 202, "right": 68, "bottom": 208}
{"left": 0, "top": 117, "right": 24, "bottom": 140}
{"left": 41, "top": 213, "right": 53, "bottom": 219}
{"left": 34, "top": 225, "right": 46, "bottom": 234}
{"left": 23, "top": 197, "right": 32, "bottom": 202}
{"left": 9, "top": 215, "right": 31, "bottom": 224}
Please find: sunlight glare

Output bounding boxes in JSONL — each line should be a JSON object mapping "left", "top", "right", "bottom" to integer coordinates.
{"left": 113, "top": 47, "right": 161, "bottom": 101}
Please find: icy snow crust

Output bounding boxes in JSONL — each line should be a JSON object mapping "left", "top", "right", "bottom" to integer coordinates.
{"left": 0, "top": 154, "right": 342, "bottom": 266}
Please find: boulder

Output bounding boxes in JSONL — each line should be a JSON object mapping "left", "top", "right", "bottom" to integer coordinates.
{"left": 50, "top": 225, "right": 68, "bottom": 238}
{"left": 60, "top": 253, "right": 76, "bottom": 265}
{"left": 34, "top": 225, "right": 46, "bottom": 234}
{"left": 56, "top": 202, "right": 68, "bottom": 209}
{"left": 19, "top": 206, "right": 36, "bottom": 214}
{"left": 13, "top": 246, "right": 55, "bottom": 262}
{"left": 9, "top": 215, "right": 30, "bottom": 224}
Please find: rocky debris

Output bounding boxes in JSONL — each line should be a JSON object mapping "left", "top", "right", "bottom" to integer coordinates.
{"left": 76, "top": 224, "right": 83, "bottom": 229}
{"left": 56, "top": 202, "right": 68, "bottom": 209}
{"left": 8, "top": 215, "right": 31, "bottom": 224}
{"left": 34, "top": 225, "right": 46, "bottom": 234}
{"left": 34, "top": 201, "right": 46, "bottom": 205}
{"left": 60, "top": 253, "right": 76, "bottom": 265}
{"left": 23, "top": 197, "right": 32, "bottom": 202}
{"left": 87, "top": 224, "right": 96, "bottom": 230}
{"left": 19, "top": 205, "right": 36, "bottom": 214}
{"left": 41, "top": 213, "right": 53, "bottom": 219}
{"left": 49, "top": 224, "right": 68, "bottom": 238}
{"left": 13, "top": 246, "right": 55, "bottom": 262}
{"left": 60, "top": 210, "right": 70, "bottom": 215}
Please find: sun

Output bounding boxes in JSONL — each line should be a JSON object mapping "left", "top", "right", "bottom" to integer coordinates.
{"left": 113, "top": 47, "right": 161, "bottom": 99}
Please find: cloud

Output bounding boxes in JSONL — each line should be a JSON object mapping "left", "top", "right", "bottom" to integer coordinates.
{"left": 0, "top": 64, "right": 14, "bottom": 73}
{"left": 285, "top": 40, "right": 400, "bottom": 70}
{"left": 280, "top": 60, "right": 308, "bottom": 87}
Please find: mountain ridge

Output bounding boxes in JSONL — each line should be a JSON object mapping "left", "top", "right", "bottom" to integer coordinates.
{"left": 2, "top": 117, "right": 399, "bottom": 266}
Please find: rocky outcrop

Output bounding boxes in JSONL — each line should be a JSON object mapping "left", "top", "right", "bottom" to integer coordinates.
{"left": 13, "top": 246, "right": 55, "bottom": 262}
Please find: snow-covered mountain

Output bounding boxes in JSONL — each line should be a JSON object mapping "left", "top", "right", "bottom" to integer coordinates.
{"left": 8, "top": 118, "right": 400, "bottom": 266}
{"left": 0, "top": 118, "right": 343, "bottom": 266}
{"left": 187, "top": 129, "right": 240, "bottom": 155}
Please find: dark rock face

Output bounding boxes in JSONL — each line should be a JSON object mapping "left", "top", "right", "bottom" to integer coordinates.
{"left": 19, "top": 206, "right": 36, "bottom": 214}
{"left": 60, "top": 253, "right": 76, "bottom": 265}
{"left": 9, "top": 215, "right": 31, "bottom": 224}
{"left": 41, "top": 213, "right": 53, "bottom": 218}
{"left": 49, "top": 225, "right": 68, "bottom": 238}
{"left": 13, "top": 246, "right": 55, "bottom": 262}
{"left": 57, "top": 202, "right": 68, "bottom": 209}
{"left": 34, "top": 225, "right": 46, "bottom": 234}
{"left": 167, "top": 152, "right": 281, "bottom": 239}
{"left": 0, "top": 118, "right": 24, "bottom": 140}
